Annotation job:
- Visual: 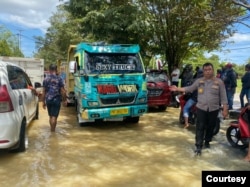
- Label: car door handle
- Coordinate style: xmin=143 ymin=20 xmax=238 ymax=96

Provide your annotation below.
xmin=19 ymin=95 xmax=23 ymax=105
xmin=23 ymin=92 xmax=27 ymax=99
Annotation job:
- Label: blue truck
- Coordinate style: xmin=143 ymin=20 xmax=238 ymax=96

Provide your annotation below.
xmin=67 ymin=42 xmax=148 ymax=125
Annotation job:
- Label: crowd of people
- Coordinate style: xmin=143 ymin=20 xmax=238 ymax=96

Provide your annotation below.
xmin=170 ymin=62 xmax=250 ymax=160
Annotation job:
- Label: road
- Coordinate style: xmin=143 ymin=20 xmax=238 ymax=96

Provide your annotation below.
xmin=0 ymin=99 xmax=249 ymax=187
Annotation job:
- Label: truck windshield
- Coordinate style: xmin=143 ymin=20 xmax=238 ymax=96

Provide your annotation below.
xmin=85 ymin=53 xmax=144 ymax=74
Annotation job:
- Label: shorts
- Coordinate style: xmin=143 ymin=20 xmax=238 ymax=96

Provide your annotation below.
xmin=46 ymin=97 xmax=61 ymax=117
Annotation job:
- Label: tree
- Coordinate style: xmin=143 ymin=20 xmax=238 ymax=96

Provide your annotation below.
xmin=232 ymin=0 xmax=250 ymax=10
xmin=36 ymin=0 xmax=247 ymax=74
xmin=0 ymin=40 xmax=12 ymax=56
xmin=65 ymin=1 xmax=148 ymax=44
xmin=136 ymin=0 xmax=245 ymax=73
xmin=0 ymin=25 xmax=24 ymax=57
xmin=34 ymin=5 xmax=83 ymax=67
xmin=64 ymin=0 xmax=154 ymax=64
xmin=64 ymin=0 xmax=245 ymax=74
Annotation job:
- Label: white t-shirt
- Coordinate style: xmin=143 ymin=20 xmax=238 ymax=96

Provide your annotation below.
xmin=171 ymin=68 xmax=180 ymax=82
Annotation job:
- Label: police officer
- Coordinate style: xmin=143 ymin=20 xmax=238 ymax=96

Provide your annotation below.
xmin=170 ymin=62 xmax=228 ymax=155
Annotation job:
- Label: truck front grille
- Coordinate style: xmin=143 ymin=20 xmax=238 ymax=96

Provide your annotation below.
xmin=100 ymin=96 xmax=135 ymax=105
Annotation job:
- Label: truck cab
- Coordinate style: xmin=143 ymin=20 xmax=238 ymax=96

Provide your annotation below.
xmin=68 ymin=42 xmax=148 ymax=125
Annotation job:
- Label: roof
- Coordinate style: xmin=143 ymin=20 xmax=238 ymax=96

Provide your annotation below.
xmin=76 ymin=43 xmax=140 ymax=53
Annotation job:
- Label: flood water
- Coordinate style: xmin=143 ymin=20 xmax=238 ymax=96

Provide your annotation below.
xmin=0 ymin=100 xmax=249 ymax=187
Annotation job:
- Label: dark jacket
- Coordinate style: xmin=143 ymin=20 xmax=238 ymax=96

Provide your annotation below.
xmin=180 ymin=70 xmax=193 ymax=87
xmin=223 ymin=69 xmax=237 ymax=89
xmin=241 ymin=71 xmax=250 ymax=89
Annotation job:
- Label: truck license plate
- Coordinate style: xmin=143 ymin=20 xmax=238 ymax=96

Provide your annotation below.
xmin=110 ymin=108 xmax=128 ymax=116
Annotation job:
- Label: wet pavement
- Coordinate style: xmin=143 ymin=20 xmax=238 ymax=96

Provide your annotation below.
xmin=0 ymin=95 xmax=249 ymax=187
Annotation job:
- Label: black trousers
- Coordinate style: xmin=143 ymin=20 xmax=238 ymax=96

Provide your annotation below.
xmin=195 ymin=108 xmax=219 ymax=148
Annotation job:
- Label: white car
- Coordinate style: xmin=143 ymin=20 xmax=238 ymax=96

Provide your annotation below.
xmin=0 ymin=60 xmax=40 ymax=152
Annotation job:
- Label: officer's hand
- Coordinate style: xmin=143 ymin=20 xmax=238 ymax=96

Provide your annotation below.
xmin=169 ymin=85 xmax=177 ymax=92
xmin=222 ymin=109 xmax=228 ymax=119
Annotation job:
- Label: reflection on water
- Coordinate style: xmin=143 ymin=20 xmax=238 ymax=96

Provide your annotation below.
xmin=0 ymin=103 xmax=249 ymax=187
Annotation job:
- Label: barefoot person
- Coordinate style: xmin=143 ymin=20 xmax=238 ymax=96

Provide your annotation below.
xmin=41 ymin=64 xmax=67 ymax=132
xmin=170 ymin=62 xmax=228 ymax=155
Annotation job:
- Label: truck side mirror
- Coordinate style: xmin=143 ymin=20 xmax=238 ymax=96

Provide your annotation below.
xmin=69 ymin=61 xmax=76 ymax=73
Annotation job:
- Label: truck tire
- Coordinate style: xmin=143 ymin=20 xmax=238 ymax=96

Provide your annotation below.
xmin=75 ymin=99 xmax=78 ymax=111
xmin=124 ymin=116 xmax=139 ymax=123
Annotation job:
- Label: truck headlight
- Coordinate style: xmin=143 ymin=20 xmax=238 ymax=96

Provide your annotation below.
xmin=88 ymin=101 xmax=99 ymax=106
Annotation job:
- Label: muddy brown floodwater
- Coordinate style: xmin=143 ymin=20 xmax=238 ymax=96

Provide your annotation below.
xmin=0 ymin=102 xmax=249 ymax=187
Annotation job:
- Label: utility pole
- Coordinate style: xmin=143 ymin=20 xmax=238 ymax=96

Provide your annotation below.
xmin=17 ymin=29 xmax=23 ymax=51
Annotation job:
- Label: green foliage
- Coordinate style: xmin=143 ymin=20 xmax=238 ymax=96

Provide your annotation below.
xmin=136 ymin=0 xmax=244 ymax=74
xmin=0 ymin=25 xmax=24 ymax=57
xmin=0 ymin=40 xmax=12 ymax=56
xmin=35 ymin=0 xmax=247 ymax=73
xmin=236 ymin=78 xmax=242 ymax=94
xmin=34 ymin=5 xmax=83 ymax=68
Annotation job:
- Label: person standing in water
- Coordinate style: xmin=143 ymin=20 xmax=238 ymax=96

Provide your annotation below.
xmin=170 ymin=62 xmax=228 ymax=155
xmin=41 ymin=64 xmax=67 ymax=132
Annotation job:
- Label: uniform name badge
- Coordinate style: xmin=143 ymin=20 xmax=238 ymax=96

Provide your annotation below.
xmin=198 ymin=87 xmax=204 ymax=94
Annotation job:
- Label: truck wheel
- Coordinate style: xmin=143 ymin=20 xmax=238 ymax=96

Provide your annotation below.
xmin=124 ymin=116 xmax=139 ymax=123
xmin=78 ymin=121 xmax=92 ymax=127
xmin=75 ymin=99 xmax=78 ymax=111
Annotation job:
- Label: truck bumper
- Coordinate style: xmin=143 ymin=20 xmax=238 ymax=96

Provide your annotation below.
xmin=79 ymin=104 xmax=148 ymax=121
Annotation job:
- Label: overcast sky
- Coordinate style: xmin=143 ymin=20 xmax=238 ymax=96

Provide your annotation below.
xmin=0 ymin=0 xmax=250 ymax=64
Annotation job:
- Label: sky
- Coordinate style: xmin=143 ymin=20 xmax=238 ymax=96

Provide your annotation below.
xmin=1 ymin=0 xmax=250 ymax=65
xmin=0 ymin=0 xmax=62 ymax=57
xmin=206 ymin=22 xmax=250 ymax=65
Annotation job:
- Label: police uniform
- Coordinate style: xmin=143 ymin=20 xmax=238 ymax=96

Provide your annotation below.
xmin=184 ymin=77 xmax=228 ymax=151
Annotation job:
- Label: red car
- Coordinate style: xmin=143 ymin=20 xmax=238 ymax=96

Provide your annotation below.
xmin=146 ymin=70 xmax=172 ymax=111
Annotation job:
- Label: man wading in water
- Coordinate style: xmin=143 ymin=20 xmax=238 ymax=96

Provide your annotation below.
xmin=41 ymin=64 xmax=67 ymax=132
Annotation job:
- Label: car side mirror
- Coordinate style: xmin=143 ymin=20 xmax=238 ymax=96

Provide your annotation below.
xmin=34 ymin=82 xmax=41 ymax=88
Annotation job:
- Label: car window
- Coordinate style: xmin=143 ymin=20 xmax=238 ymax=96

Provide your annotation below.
xmin=7 ymin=65 xmax=33 ymax=90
